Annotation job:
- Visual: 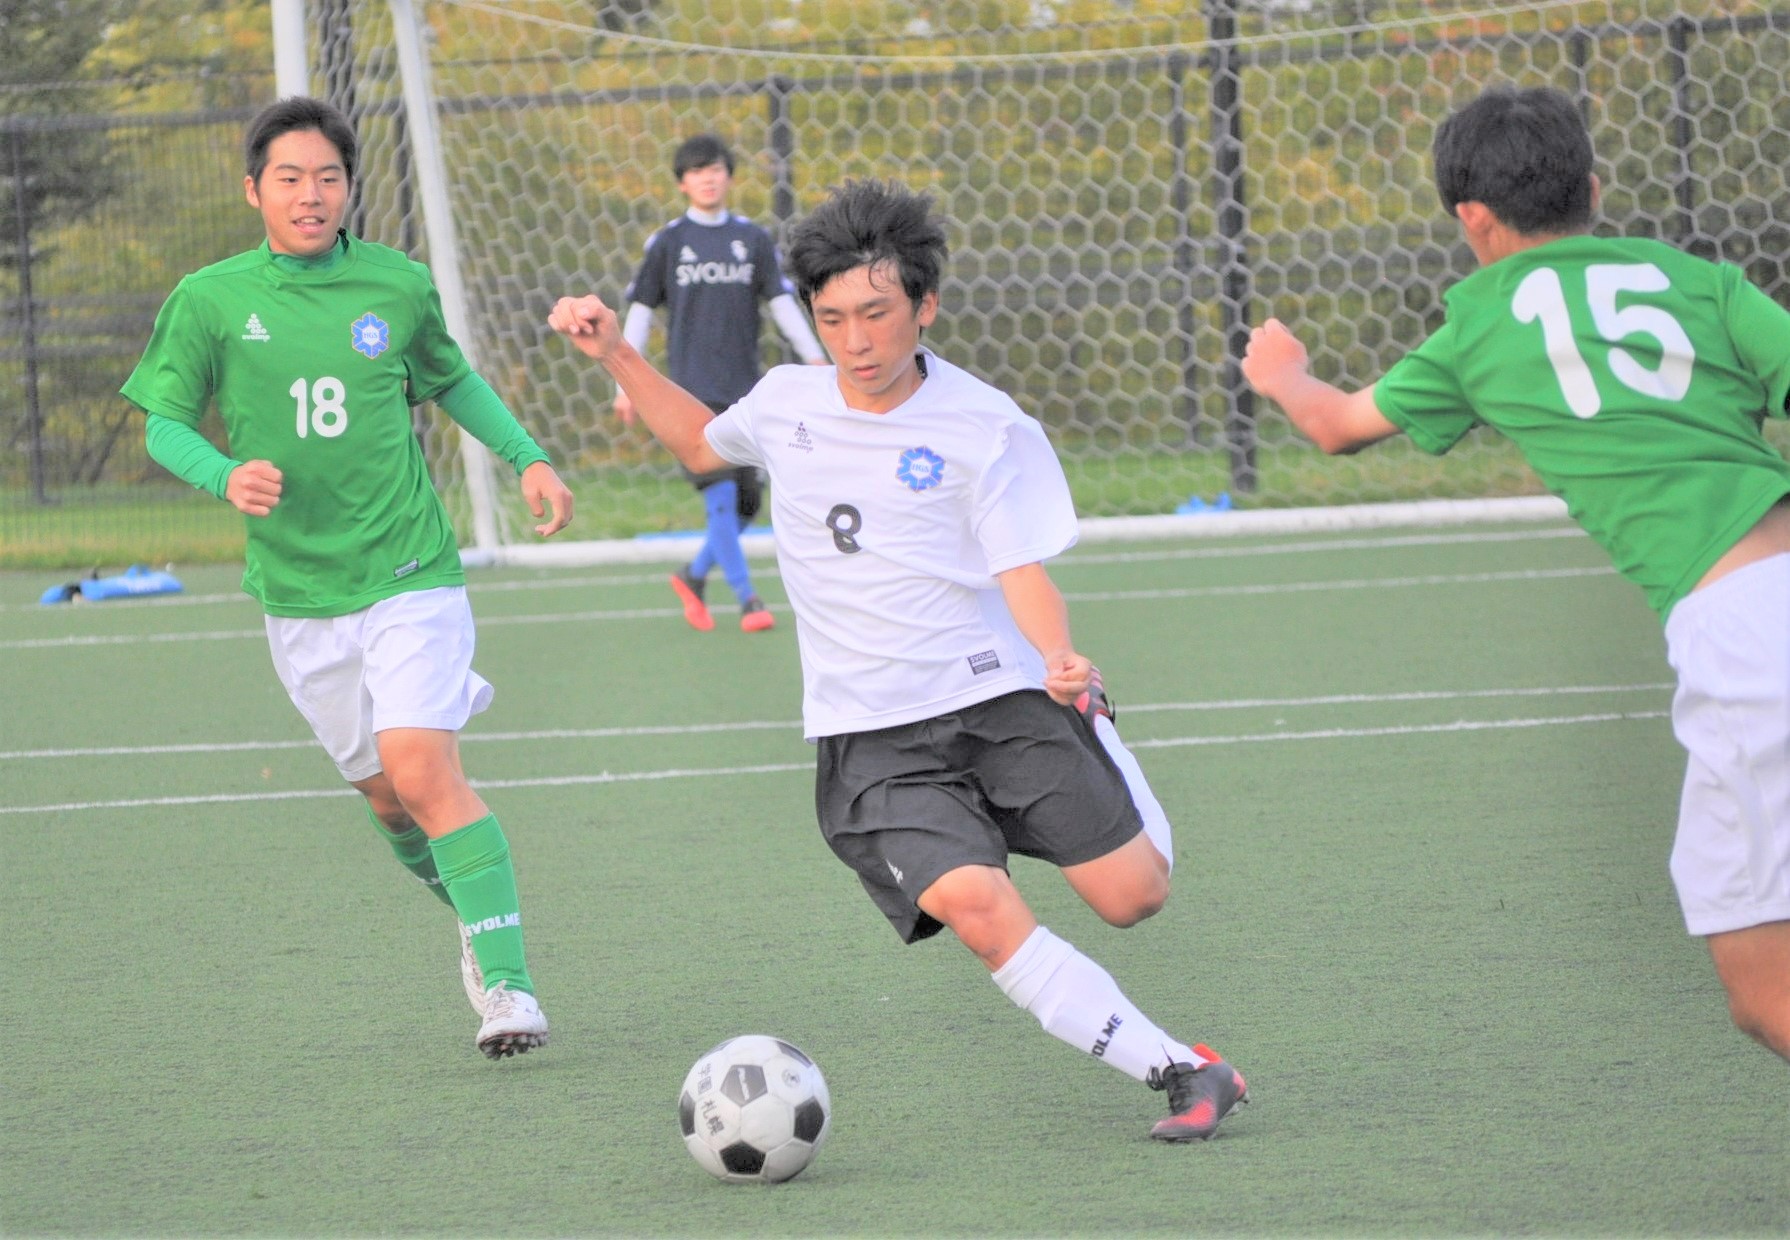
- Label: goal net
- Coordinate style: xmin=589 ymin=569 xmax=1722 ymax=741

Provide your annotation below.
xmin=310 ymin=0 xmax=1790 ymax=554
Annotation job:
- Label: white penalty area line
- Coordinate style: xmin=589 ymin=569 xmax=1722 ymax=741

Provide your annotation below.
xmin=0 ymin=565 xmax=1619 ymax=651
xmin=0 ymin=683 xmax=1672 ymax=762
xmin=0 ymin=710 xmax=1669 ymax=816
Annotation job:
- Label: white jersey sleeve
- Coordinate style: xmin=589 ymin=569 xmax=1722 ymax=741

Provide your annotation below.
xmin=972 ymin=415 xmax=1079 ymax=576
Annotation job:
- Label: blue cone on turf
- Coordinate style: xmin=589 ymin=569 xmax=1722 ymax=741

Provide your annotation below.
xmin=1175 ymin=491 xmax=1233 ymax=515
xmin=40 ymin=564 xmax=184 ymax=605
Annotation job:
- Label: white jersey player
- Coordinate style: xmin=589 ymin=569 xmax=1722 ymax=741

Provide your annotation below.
xmin=551 ymin=178 xmax=1248 ymax=1141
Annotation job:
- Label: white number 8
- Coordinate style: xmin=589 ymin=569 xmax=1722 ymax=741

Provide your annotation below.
xmin=1511 ymin=263 xmax=1695 ymax=419
xmin=289 ymin=376 xmax=349 ymax=439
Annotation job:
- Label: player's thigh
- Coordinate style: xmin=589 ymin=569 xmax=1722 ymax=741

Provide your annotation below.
xmin=360 ymin=586 xmax=494 ymax=735
xmin=264 ymin=611 xmax=380 ymax=781
xmin=968 ymin=692 xmax=1143 ymax=871
xmin=815 ymin=727 xmax=1008 ymax=945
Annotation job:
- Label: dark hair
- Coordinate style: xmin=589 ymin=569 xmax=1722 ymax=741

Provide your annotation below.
xmin=244 ymin=96 xmax=358 ymax=186
xmin=673 ymin=133 xmax=735 ymax=179
xmin=1432 ymin=86 xmax=1594 ymax=234
xmin=784 ymin=180 xmax=949 ymax=311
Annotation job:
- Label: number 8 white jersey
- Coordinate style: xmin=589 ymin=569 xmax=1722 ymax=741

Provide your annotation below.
xmin=706 ymin=350 xmax=1080 ymax=739
xmin=1375 ymin=234 xmax=1790 ymax=618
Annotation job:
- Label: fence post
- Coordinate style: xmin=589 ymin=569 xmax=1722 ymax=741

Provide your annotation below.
xmin=1206 ymin=0 xmax=1256 ymax=494
xmin=1567 ymin=28 xmax=1592 ymax=125
xmin=9 ymin=124 xmax=48 ymax=505
xmin=1166 ymin=50 xmax=1209 ymax=449
xmin=767 ymin=75 xmax=796 ymax=238
xmin=1664 ymin=15 xmax=1699 ymax=249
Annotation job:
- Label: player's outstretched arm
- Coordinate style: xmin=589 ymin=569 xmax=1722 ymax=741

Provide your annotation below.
xmin=520 ymin=460 xmax=573 ymax=537
xmin=1242 ymin=318 xmax=1401 ymax=455
xmin=548 ymin=294 xmax=731 ymax=474
xmin=997 ymin=562 xmax=1091 ymax=705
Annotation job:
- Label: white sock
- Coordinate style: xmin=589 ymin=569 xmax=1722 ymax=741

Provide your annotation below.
xmin=991 ymin=926 xmax=1200 ymax=1082
xmin=1094 ymin=714 xmax=1173 ymax=873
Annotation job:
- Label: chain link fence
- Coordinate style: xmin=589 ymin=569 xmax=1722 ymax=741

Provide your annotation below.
xmin=5 ymin=0 xmax=1788 ymax=566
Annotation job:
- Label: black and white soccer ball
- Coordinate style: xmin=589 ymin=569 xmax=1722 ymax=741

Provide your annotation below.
xmin=677 ymin=1035 xmax=831 ymax=1183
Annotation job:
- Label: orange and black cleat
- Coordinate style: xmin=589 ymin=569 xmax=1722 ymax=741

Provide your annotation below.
xmin=1146 ymin=1046 xmax=1247 ymax=1142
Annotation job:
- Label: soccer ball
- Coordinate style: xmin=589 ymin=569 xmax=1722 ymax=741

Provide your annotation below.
xmin=677 ymin=1035 xmax=831 ymax=1183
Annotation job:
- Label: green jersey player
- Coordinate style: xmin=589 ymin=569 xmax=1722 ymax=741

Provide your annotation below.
xmin=1243 ymin=85 xmax=1790 ymax=1065
xmin=121 ymin=97 xmax=573 ymax=1059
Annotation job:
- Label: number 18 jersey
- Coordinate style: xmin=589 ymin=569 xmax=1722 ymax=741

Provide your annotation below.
xmin=1375 ymin=235 xmax=1790 ymax=618
xmin=122 ymin=236 xmax=473 ymax=617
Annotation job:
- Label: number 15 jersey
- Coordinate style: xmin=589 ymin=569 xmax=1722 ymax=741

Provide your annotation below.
xmin=122 ymin=235 xmax=473 ymax=617
xmin=1374 ymin=235 xmax=1790 ymax=619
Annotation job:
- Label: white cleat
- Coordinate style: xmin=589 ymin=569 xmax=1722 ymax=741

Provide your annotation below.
xmin=459 ymin=923 xmax=486 ymax=1016
xmin=476 ymin=981 xmax=549 ymax=1059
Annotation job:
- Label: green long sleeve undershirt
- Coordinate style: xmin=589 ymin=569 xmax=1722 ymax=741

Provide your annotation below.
xmin=144 ymin=415 xmax=240 ymax=499
xmin=435 ymin=372 xmax=551 ymax=475
xmin=143 ymin=373 xmax=550 ymax=497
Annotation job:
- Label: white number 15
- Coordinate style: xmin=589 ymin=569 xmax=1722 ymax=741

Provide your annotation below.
xmin=1511 ymin=262 xmax=1695 ymax=418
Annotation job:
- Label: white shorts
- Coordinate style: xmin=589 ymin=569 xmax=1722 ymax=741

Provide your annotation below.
xmin=265 ymin=586 xmax=493 ymax=783
xmin=1664 ymin=553 xmax=1790 ymax=937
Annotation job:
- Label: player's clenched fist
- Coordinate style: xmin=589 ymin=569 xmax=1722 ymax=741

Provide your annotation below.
xmin=1240 ymin=318 xmax=1310 ymax=399
xmin=225 ymin=459 xmax=283 ymax=517
xmin=547 ymin=295 xmax=620 ymax=359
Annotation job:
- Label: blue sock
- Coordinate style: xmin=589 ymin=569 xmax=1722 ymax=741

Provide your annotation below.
xmin=694 ymin=481 xmax=754 ymax=603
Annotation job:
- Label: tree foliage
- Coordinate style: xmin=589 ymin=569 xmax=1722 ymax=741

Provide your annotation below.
xmin=0 ymin=0 xmax=120 ymax=270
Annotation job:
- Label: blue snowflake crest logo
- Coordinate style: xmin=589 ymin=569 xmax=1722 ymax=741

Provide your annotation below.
xmin=896 ymin=446 xmax=945 ymax=492
xmin=350 ymin=312 xmax=390 ymax=360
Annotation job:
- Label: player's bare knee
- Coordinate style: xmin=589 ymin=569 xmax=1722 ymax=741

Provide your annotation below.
xmin=1093 ymin=879 xmax=1167 ymax=928
xmin=353 ymin=775 xmax=410 ymax=830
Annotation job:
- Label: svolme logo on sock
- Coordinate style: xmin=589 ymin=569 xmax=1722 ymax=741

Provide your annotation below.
xmin=464 ymin=913 xmax=522 ymax=936
xmin=1091 ymin=1012 xmax=1123 ymax=1057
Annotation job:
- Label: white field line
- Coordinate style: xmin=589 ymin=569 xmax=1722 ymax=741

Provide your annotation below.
xmin=0 ymin=682 xmax=1673 ymax=762
xmin=0 ymin=702 xmax=1673 ymax=816
xmin=0 ymin=565 xmax=1617 ymax=651
xmin=0 ymin=523 xmax=1593 ymax=614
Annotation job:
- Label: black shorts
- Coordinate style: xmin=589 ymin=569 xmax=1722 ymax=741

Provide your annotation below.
xmin=683 ymin=464 xmax=764 ymax=522
xmin=814 ymin=690 xmax=1144 ymax=943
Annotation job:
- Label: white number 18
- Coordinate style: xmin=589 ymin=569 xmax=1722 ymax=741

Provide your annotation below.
xmin=289 ymin=375 xmax=349 ymax=439
xmin=1511 ymin=262 xmax=1695 ymax=419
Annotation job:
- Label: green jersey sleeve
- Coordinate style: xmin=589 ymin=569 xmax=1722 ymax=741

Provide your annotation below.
xmin=1725 ymin=270 xmax=1790 ymax=421
xmin=121 ymin=282 xmax=214 ymax=429
xmin=403 ymin=278 xmax=473 ymax=404
xmin=1375 ymin=320 xmax=1479 ymax=455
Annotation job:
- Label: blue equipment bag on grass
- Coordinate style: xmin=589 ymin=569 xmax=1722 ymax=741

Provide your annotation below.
xmin=40 ymin=565 xmax=184 ymax=605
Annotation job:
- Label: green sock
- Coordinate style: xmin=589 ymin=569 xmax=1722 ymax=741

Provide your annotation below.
xmin=430 ymin=814 xmax=534 ymax=996
xmin=369 ymin=807 xmax=456 ymax=909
